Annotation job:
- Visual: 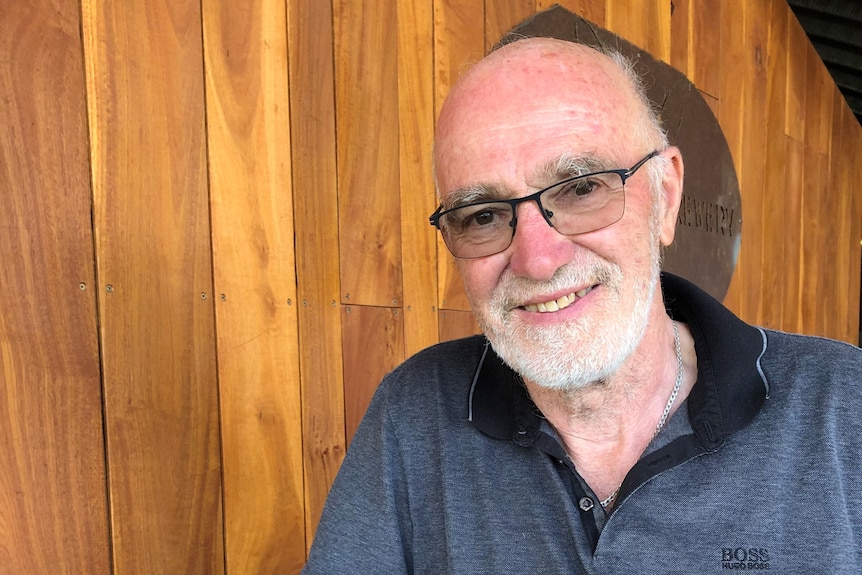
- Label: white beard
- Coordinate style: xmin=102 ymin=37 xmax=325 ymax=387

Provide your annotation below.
xmin=475 ymin=233 xmax=662 ymax=392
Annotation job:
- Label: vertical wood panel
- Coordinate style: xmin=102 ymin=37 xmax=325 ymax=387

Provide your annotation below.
xmin=0 ymin=2 xmax=111 ymax=573
xmin=759 ymin=0 xmax=789 ymax=330
xmin=669 ymin=0 xmax=690 ymax=74
xmin=800 ymin=150 xmax=825 ymax=336
xmin=829 ymin=97 xmax=848 ymax=341
xmin=815 ymin=153 xmax=834 ymax=337
xmin=689 ymin=0 xmax=721 ymax=99
xmin=342 ymin=306 xmax=405 ymax=443
xmin=486 ymin=0 xmax=535 ymax=51
xmin=399 ymin=0 xmax=440 ymax=357
xmin=846 ymin=109 xmax=862 ymax=344
xmin=201 ymin=0 xmax=304 ymax=572
xmin=784 ymin=137 xmax=805 ymax=333
xmin=538 ymin=0 xmax=605 ymax=25
xmin=81 ymin=1 xmax=224 ymax=573
xmin=439 ymin=310 xmax=482 ymax=343
xmin=729 ymin=0 xmax=769 ymax=324
xmin=335 ymin=0 xmax=402 ymax=307
xmin=288 ymin=0 xmax=346 ymax=550
xmin=434 ymin=0 xmax=484 ymax=312
xmin=804 ymin=42 xmax=833 ymax=158
xmin=605 ymin=0 xmax=671 ymax=63
xmin=784 ymin=10 xmax=807 ymax=142
xmin=717 ymin=0 xmax=744 ymax=313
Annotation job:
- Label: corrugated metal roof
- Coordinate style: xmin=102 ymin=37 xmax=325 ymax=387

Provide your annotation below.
xmin=788 ymin=0 xmax=862 ymax=126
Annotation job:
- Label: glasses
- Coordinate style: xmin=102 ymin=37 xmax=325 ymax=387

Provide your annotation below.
xmin=429 ymin=150 xmax=660 ymax=259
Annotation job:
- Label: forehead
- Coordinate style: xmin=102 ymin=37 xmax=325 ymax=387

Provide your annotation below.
xmin=434 ymin=40 xmax=642 ymax=195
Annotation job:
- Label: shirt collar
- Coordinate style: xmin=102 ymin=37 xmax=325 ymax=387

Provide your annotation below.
xmin=468 ymin=272 xmax=769 ymax=450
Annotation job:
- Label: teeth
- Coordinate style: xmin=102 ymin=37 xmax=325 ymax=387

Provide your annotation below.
xmin=523 ymin=286 xmax=593 ymax=313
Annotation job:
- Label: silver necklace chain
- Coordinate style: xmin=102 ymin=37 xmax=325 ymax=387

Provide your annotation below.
xmin=600 ymin=320 xmax=682 ymax=509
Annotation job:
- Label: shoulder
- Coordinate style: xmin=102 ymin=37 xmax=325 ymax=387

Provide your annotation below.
xmin=758 ymin=329 xmax=862 ymax=424
xmin=361 ymin=334 xmax=489 ymax=431
xmin=760 ymin=329 xmax=862 ymax=380
xmin=376 ymin=334 xmax=489 ymax=400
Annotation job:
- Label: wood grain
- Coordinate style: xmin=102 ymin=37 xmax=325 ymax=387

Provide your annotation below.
xmin=434 ymin=0 xmax=484 ymax=312
xmin=784 ymin=137 xmax=805 ymax=334
xmin=439 ymin=310 xmax=482 ymax=343
xmin=784 ymin=10 xmax=807 ymax=142
xmin=486 ymin=0 xmax=536 ymax=51
xmin=0 ymin=2 xmax=110 ymax=573
xmin=758 ymin=0 xmax=789 ymax=330
xmin=717 ymin=0 xmax=744 ymax=313
xmin=335 ymin=0 xmax=402 ymax=308
xmin=605 ymin=0 xmax=671 ymax=63
xmin=288 ymin=0 xmax=346 ymax=551
xmin=669 ymin=0 xmax=690 ymax=74
xmin=800 ymin=151 xmax=826 ymax=336
xmin=729 ymin=0 xmax=769 ymax=325
xmin=538 ymin=0 xmax=605 ymax=25
xmin=690 ymin=0 xmax=721 ymax=100
xmin=342 ymin=306 xmax=405 ymax=443
xmin=81 ymin=0 xmax=224 ymax=572
xmin=399 ymin=0 xmax=440 ymax=357
xmin=201 ymin=0 xmax=305 ymax=572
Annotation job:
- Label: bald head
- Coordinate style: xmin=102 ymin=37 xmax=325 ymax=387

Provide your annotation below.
xmin=434 ymin=38 xmax=667 ymax=198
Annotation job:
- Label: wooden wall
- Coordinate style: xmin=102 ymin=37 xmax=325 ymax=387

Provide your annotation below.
xmin=1 ymin=0 xmax=859 ymax=573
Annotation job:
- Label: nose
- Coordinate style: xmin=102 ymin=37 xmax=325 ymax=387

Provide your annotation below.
xmin=507 ymin=200 xmax=575 ymax=281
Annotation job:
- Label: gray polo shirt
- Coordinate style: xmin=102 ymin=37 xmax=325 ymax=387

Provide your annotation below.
xmin=304 ymin=273 xmax=862 ymax=574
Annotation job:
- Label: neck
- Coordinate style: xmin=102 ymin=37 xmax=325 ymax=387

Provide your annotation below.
xmin=523 ymin=298 xmax=697 ymax=505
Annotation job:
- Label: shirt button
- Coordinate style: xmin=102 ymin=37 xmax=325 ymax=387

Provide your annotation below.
xmin=578 ymin=497 xmax=595 ymax=512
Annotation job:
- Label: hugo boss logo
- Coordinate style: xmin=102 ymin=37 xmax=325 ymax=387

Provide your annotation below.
xmin=720 ymin=547 xmax=771 ymax=570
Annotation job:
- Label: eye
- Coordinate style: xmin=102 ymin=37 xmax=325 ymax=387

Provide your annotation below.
xmin=462 ymin=206 xmax=507 ymax=227
xmin=559 ymin=177 xmax=601 ymax=197
xmin=446 ymin=203 xmax=511 ymax=234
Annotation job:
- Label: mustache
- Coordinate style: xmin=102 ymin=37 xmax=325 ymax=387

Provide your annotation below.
xmin=491 ymin=259 xmax=622 ymax=311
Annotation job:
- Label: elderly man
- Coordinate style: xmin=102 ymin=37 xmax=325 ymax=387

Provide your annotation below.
xmin=304 ymin=38 xmax=862 ymax=574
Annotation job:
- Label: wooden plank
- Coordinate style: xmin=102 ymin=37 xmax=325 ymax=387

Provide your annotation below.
xmin=200 ymin=0 xmax=304 ymax=572
xmin=439 ymin=310 xmax=482 ymax=343
xmin=732 ymin=0 xmax=769 ymax=326
xmin=81 ymin=1 xmax=224 ymax=573
xmin=0 ymin=2 xmax=111 ymax=573
xmin=434 ymin=0 xmax=484 ymax=312
xmin=783 ymin=137 xmax=805 ymax=334
xmin=816 ymin=153 xmax=835 ymax=338
xmin=669 ymin=0 xmax=690 ymax=75
xmin=784 ymin=8 xmax=807 ymax=143
xmin=399 ymin=0 xmax=439 ymax=356
xmin=759 ymin=0 xmax=789 ymax=330
xmin=831 ymin=98 xmax=860 ymax=344
xmin=799 ymin=147 xmax=822 ymax=336
xmin=342 ymin=306 xmax=405 ymax=443
xmin=716 ymin=0 xmax=743 ymax=313
xmin=846 ymin=113 xmax=862 ymax=345
xmin=334 ymin=0 xmax=402 ymax=307
xmin=803 ymin=43 xmax=831 ymax=160
xmin=605 ymin=0 xmax=671 ymax=63
xmin=486 ymin=0 xmax=535 ymax=50
xmin=689 ymin=0 xmax=721 ymax=100
xmin=538 ymin=0 xmax=605 ymax=25
xmin=287 ymin=0 xmax=346 ymax=551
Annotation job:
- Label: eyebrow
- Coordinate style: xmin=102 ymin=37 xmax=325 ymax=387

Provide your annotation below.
xmin=441 ymin=153 xmax=616 ymax=210
xmin=535 ymin=152 xmax=612 ymax=183
xmin=441 ymin=183 xmax=509 ymax=210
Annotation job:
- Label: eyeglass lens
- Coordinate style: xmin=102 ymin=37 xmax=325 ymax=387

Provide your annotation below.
xmin=437 ymin=171 xmax=626 ymax=259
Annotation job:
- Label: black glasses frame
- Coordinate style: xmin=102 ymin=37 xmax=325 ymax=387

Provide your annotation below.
xmin=429 ymin=149 xmax=660 ymax=258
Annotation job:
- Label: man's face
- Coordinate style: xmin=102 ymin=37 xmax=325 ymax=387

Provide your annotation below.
xmin=434 ymin=41 xmax=676 ymax=390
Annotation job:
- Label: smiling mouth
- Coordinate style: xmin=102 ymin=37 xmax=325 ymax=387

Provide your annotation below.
xmin=522 ymin=286 xmax=595 ymax=313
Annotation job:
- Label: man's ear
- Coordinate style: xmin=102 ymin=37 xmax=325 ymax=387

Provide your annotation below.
xmin=658 ymin=147 xmax=684 ymax=247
